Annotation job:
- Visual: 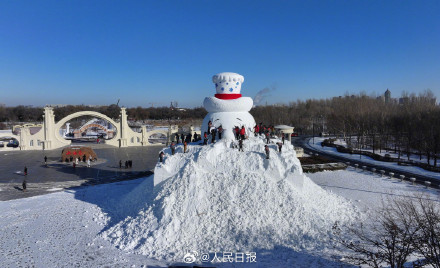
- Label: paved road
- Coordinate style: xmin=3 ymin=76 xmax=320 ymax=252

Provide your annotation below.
xmin=0 ymin=143 xmax=164 ymax=201
xmin=292 ymin=136 xmax=440 ymax=189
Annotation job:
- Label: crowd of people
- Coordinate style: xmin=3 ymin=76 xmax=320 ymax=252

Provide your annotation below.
xmin=158 ymin=121 xmax=290 ymax=162
xmin=119 ymin=160 xmax=133 ymax=169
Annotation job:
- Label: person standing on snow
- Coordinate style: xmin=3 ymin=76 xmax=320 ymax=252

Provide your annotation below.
xmin=218 ymin=125 xmax=223 ymax=140
xmin=159 ymin=151 xmax=165 ymax=162
xmin=265 ymin=145 xmax=270 ymax=159
xmin=119 ymin=160 xmax=122 ymax=169
xmin=240 ymin=126 xmax=246 ymax=140
xmin=265 ymin=132 xmax=270 ymax=144
xmin=170 ymin=142 xmax=176 ymax=155
xmin=186 ymin=133 xmax=192 ymax=143
xmin=254 ymin=125 xmax=259 ymax=137
xmin=24 ymin=166 xmax=28 ymax=176
xmin=184 ymin=141 xmax=188 ymax=153
xmin=281 ymin=132 xmax=285 ymax=144
xmin=211 ymin=128 xmax=216 ymax=144
xmin=239 ymin=139 xmax=244 ymax=152
xmin=203 ymin=132 xmax=208 ymax=145
xmin=87 ymin=159 xmax=91 ymax=167
xmin=234 ymin=126 xmax=240 ymax=140
xmin=277 ymin=142 xmax=282 ymax=153
xmin=44 ymin=156 xmax=48 ymax=166
xmin=22 ymin=180 xmax=27 ymax=192
xmin=193 ymin=132 xmax=198 ymax=142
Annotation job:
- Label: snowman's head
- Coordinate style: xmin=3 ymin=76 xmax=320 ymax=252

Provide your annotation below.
xmin=213 ymin=72 xmax=244 ymax=96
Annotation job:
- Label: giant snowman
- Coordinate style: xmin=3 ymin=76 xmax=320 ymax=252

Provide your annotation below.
xmin=201 ymin=72 xmax=256 ymax=141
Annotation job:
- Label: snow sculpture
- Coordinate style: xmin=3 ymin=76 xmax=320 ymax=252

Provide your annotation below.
xmin=201 ymin=72 xmax=256 ymax=141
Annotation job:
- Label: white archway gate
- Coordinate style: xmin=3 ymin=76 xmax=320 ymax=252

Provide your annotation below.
xmin=7 ymin=106 xmax=183 ymax=151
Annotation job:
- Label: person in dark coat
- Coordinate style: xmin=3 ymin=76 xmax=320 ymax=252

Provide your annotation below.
xmin=193 ymin=132 xmax=198 ymax=142
xmin=24 ymin=166 xmax=27 ymax=176
xmin=186 ymin=133 xmax=192 ymax=143
xmin=175 ymin=133 xmax=180 ymax=144
xmin=22 ymin=180 xmax=27 ymax=191
xmin=265 ymin=145 xmax=270 ymax=159
xmin=211 ymin=128 xmax=216 ymax=144
xmin=180 ymin=133 xmax=185 ymax=143
xmin=159 ymin=151 xmax=165 ymax=162
xmin=70 ymin=156 xmax=73 ymax=162
xmin=217 ymin=125 xmax=223 ymax=140
xmin=119 ymin=160 xmax=122 ymax=169
xmin=44 ymin=156 xmax=48 ymax=165
xmin=265 ymin=132 xmax=270 ymax=144
xmin=281 ymin=132 xmax=285 ymax=144
xmin=129 ymin=160 xmax=132 ymax=168
xmin=239 ymin=139 xmax=244 ymax=152
xmin=234 ymin=126 xmax=240 ymax=140
xmin=125 ymin=160 xmax=128 ymax=169
xmin=170 ymin=142 xmax=176 ymax=155
xmin=277 ymin=142 xmax=282 ymax=153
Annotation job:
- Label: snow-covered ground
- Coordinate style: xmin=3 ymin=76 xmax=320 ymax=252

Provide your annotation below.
xmin=1 ymin=137 xmax=438 ymax=267
xmin=308 ymin=137 xmax=440 ymax=180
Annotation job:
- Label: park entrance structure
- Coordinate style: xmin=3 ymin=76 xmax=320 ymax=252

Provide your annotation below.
xmin=3 ymin=106 xmax=182 ymax=151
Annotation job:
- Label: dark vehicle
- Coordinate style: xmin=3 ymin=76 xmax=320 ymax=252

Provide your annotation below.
xmin=291 ymin=133 xmax=298 ymax=137
xmin=7 ymin=140 xmax=19 ymax=148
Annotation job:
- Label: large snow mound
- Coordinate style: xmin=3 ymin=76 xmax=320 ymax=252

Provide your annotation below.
xmin=102 ymin=137 xmax=359 ymax=263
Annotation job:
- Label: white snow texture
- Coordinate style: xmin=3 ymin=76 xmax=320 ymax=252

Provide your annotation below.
xmin=103 ymin=137 xmax=359 ymax=263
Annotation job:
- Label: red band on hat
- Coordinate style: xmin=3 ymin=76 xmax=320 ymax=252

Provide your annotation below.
xmin=215 ymin=94 xmax=242 ymax=100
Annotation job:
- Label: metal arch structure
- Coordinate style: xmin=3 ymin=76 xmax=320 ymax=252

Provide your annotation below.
xmin=74 ymin=123 xmax=113 ymax=138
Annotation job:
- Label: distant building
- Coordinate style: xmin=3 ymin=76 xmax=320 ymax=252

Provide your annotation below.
xmin=384 ymin=89 xmax=391 ymax=104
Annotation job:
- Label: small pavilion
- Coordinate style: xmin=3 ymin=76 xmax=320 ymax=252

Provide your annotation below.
xmin=274 ymin=125 xmax=295 ymax=142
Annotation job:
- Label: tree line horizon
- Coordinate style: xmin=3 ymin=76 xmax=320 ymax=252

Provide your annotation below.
xmin=1 ymin=90 xmax=439 ymax=165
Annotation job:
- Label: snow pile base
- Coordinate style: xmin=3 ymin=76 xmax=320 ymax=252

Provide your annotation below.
xmin=102 ymin=137 xmax=359 ymax=264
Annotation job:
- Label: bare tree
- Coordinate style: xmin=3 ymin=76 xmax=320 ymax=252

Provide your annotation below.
xmin=411 ymin=196 xmax=440 ymax=267
xmin=335 ymin=195 xmax=440 ymax=268
xmin=334 ymin=197 xmax=419 ymax=268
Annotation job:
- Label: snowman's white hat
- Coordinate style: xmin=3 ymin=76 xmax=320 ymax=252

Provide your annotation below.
xmin=213 ymin=72 xmax=244 ymax=99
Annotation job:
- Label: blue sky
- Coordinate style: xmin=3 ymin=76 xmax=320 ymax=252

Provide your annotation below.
xmin=0 ymin=0 xmax=439 ymax=107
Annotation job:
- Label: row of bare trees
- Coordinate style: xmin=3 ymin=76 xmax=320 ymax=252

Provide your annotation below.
xmin=251 ymin=90 xmax=439 ymax=166
xmin=2 ymin=91 xmax=438 ymax=164
xmin=333 ymin=195 xmax=440 ymax=268
xmin=0 ymin=104 xmax=207 ymax=125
